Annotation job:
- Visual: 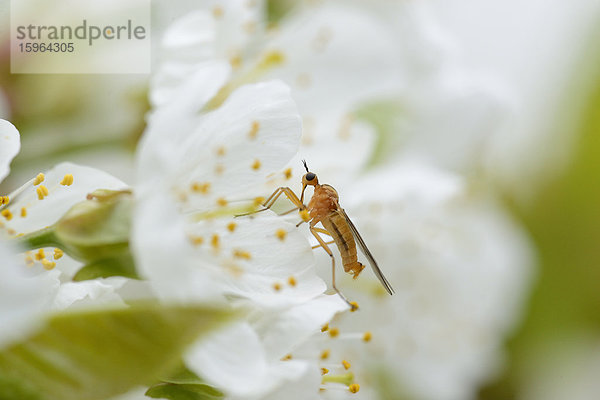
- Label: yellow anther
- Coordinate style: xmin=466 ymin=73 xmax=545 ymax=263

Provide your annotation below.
xmin=217 ymin=197 xmax=228 ymax=207
xmin=283 ymin=167 xmax=292 ymax=180
xmin=259 ymin=50 xmax=285 ymax=68
xmin=273 ymin=282 xmax=282 ymax=291
xmin=6 ymin=228 xmax=15 ymax=236
xmin=320 ymin=350 xmax=330 ymax=360
xmin=321 ymin=368 xmax=329 ymax=375
xmin=1 ymin=209 xmax=12 ymax=221
xmin=36 ymin=185 xmax=49 ymax=200
xmin=253 ymin=196 xmax=265 ymax=206
xmin=233 ymin=249 xmax=252 ymax=260
xmin=299 ymin=209 xmax=310 ymax=222
xmin=227 ymin=222 xmax=237 ymax=232
xmin=212 ymin=6 xmax=224 ymax=18
xmin=41 ymin=259 xmax=56 ymax=270
xmin=211 ymin=234 xmax=220 ymax=250
xmin=35 ymin=249 xmax=45 ymax=261
xmin=60 ymin=174 xmax=74 ymax=186
xmin=229 ymin=54 xmax=243 ymax=69
xmin=275 ymin=228 xmax=287 ymax=241
xmin=33 ymin=173 xmax=45 ymax=185
xmin=363 ymin=332 xmax=372 ymax=342
xmin=215 ymin=164 xmax=225 ymax=175
xmin=342 ymin=360 xmax=351 ymax=370
xmin=349 ymin=384 xmax=360 ymax=394
xmin=282 ymin=354 xmax=292 ymax=361
xmin=189 ymin=235 xmax=204 ymax=246
xmin=288 ymin=276 xmax=297 ymax=287
xmin=251 ymin=159 xmax=261 ymax=170
xmin=191 ymin=182 xmax=211 ymax=194
xmin=20 ymin=207 xmax=27 ymax=218
xmin=216 ymin=146 xmax=226 ymax=157
xmin=53 ymin=248 xmax=64 ymax=260
xmin=24 ymin=256 xmax=34 ymax=267
xmin=328 ymin=328 xmax=339 ymax=338
xmin=321 ymin=323 xmax=329 ymax=332
xmin=349 ymin=301 xmax=359 ymax=312
xmin=248 ymin=121 xmax=260 ymax=139
xmin=0 ymin=196 xmax=8 ymax=205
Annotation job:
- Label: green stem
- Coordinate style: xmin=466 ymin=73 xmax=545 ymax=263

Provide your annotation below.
xmin=13 ymin=226 xmax=61 ymax=250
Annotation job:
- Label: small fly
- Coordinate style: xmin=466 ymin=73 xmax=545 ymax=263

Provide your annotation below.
xmin=239 ymin=160 xmax=394 ymax=307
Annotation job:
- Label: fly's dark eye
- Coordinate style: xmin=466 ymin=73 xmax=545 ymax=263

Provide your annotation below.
xmin=306 ymin=173 xmax=316 ymax=181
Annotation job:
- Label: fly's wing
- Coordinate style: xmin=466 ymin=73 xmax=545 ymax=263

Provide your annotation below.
xmin=339 ymin=209 xmax=394 ymax=295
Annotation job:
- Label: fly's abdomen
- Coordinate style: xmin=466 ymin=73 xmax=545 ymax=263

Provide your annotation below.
xmin=322 ymin=213 xmax=365 ymax=279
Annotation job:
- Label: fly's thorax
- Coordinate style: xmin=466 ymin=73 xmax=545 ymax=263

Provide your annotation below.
xmin=308 ymin=185 xmax=339 ymax=220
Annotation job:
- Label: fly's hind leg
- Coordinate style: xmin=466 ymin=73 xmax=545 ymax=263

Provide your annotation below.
xmin=310 ymin=226 xmax=353 ymax=309
xmin=310 ymin=227 xmax=334 ymax=248
xmin=236 ymin=187 xmax=304 ymax=217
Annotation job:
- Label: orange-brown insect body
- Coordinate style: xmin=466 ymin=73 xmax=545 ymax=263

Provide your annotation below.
xmin=308 ymin=185 xmax=365 ymax=279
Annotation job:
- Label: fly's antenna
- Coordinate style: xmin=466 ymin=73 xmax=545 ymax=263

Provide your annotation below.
xmin=302 ymin=159 xmax=309 ymax=173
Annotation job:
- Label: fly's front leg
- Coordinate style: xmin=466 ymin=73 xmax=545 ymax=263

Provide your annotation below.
xmin=236 ymin=186 xmax=304 ymax=217
xmin=309 ymin=225 xmax=352 ymax=308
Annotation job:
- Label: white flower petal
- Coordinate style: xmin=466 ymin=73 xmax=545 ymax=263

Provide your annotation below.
xmin=2 ymin=162 xmax=128 ymax=235
xmin=52 ymin=277 xmax=127 ymax=310
xmin=0 ymin=119 xmax=20 ymax=183
xmin=0 ymin=242 xmax=58 ymax=348
xmin=256 ymin=294 xmax=348 ymax=361
xmin=186 ymin=321 xmax=308 ymax=399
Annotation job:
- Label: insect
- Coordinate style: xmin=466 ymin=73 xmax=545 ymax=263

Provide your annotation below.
xmin=240 ymin=160 xmax=394 ymax=307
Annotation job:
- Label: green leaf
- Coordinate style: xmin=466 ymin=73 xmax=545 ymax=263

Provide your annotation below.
xmin=145 ymin=383 xmax=223 ymax=400
xmin=0 ymin=304 xmax=234 ymax=400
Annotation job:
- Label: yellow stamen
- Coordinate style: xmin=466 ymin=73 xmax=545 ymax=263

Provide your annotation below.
xmin=320 ymin=349 xmax=330 ymax=360
xmin=299 ymin=209 xmax=310 ymax=222
xmin=216 ymin=146 xmax=226 ymax=157
xmin=215 ymin=164 xmax=225 ymax=175
xmin=342 ymin=360 xmax=351 ymax=370
xmin=248 ymin=121 xmax=260 ymax=139
xmin=321 ymin=324 xmax=329 ymax=332
xmin=349 ymin=384 xmax=360 ymax=393
xmin=36 ymin=185 xmax=49 ymax=200
xmin=251 ymin=159 xmax=261 ymax=170
xmin=1 ymin=209 xmax=12 ymax=221
xmin=0 ymin=196 xmax=9 ymax=205
xmin=321 ymin=368 xmax=329 ymax=375
xmin=282 ymin=354 xmax=292 ymax=361
xmin=53 ymin=248 xmax=64 ymax=260
xmin=33 ymin=173 xmax=45 ymax=185
xmin=189 ymin=235 xmax=204 ymax=246
xmin=20 ymin=207 xmax=27 ymax=218
xmin=233 ymin=249 xmax=252 ymax=260
xmin=329 ymin=328 xmax=339 ymax=338
xmin=254 ymin=196 xmax=265 ymax=206
xmin=275 ymin=228 xmax=287 ymax=241
xmin=60 ymin=174 xmax=74 ymax=186
xmin=284 ymin=168 xmax=292 ymax=180
xmin=6 ymin=228 xmax=15 ymax=235
xmin=24 ymin=256 xmax=34 ymax=267
xmin=273 ymin=282 xmax=282 ymax=291
xmin=41 ymin=259 xmax=56 ymax=270
xmin=211 ymin=234 xmax=220 ymax=250
xmin=35 ymin=249 xmax=45 ymax=261
xmin=212 ymin=6 xmax=224 ymax=18
xmin=288 ymin=276 xmax=297 ymax=287
xmin=217 ymin=197 xmax=228 ymax=207
xmin=227 ymin=222 xmax=237 ymax=232
xmin=349 ymin=301 xmax=359 ymax=312
xmin=363 ymin=332 xmax=372 ymax=342
xmin=229 ymin=54 xmax=243 ymax=69
xmin=191 ymin=182 xmax=211 ymax=194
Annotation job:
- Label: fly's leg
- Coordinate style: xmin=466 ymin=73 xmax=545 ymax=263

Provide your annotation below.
xmin=310 ymin=226 xmax=353 ymax=308
xmin=236 ymin=187 xmax=305 ymax=217
xmin=310 ymin=227 xmax=334 ymax=248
